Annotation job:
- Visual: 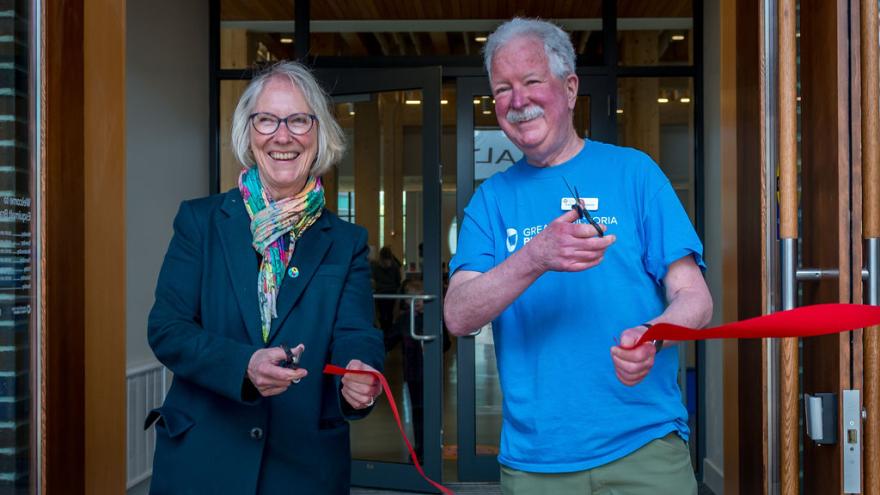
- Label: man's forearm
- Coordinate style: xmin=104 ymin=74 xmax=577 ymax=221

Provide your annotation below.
xmin=444 ymin=249 xmax=543 ymax=335
xmin=650 ymin=286 xmax=714 ymax=330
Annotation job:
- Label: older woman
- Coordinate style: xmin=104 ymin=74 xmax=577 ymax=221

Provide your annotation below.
xmin=146 ymin=61 xmax=384 ymax=495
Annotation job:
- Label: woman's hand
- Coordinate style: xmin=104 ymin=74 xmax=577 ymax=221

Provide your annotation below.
xmin=247 ymin=344 xmax=308 ymax=397
xmin=341 ymin=359 xmax=383 ymax=409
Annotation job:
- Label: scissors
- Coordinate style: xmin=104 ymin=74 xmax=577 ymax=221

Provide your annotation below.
xmin=562 ymin=177 xmax=604 ymax=237
xmin=280 ymin=343 xmax=303 ymax=383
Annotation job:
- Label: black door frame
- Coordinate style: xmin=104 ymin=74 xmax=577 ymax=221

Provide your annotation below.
xmin=314 ymin=67 xmax=446 ymax=493
xmin=453 ymin=74 xmax=616 ymax=482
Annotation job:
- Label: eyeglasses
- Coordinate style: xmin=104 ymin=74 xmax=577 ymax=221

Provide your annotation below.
xmin=249 ymin=112 xmax=317 ymax=135
xmin=562 ymin=177 xmax=604 ymax=237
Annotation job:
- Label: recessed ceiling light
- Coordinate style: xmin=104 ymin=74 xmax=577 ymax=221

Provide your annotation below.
xmin=441 ymin=100 xmax=449 ymax=105
xmin=671 ymin=34 xmax=685 ymax=41
xmin=680 ymin=97 xmax=691 ymax=103
xmin=473 ymin=99 xmax=480 ymax=104
xmin=475 ymin=36 xmax=488 ymax=42
xmin=405 ymin=100 xmax=421 ymax=105
xmin=657 ymin=97 xmax=669 ymax=103
xmin=349 ymin=111 xmax=355 ymax=116
xmin=482 ymin=110 xmax=492 ymax=115
xmin=280 ymin=37 xmax=293 ymax=44
xmin=616 ymin=108 xmax=624 ymax=114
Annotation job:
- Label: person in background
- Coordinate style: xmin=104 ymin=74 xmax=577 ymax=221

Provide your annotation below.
xmin=371 ymin=245 xmax=403 ymax=347
xmin=444 ymin=18 xmax=712 ymax=495
xmin=146 ymin=61 xmax=384 ymax=495
xmin=393 ymin=277 xmax=452 ymax=461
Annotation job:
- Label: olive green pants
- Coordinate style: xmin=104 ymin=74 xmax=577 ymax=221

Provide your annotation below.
xmin=500 ymin=433 xmax=698 ymax=495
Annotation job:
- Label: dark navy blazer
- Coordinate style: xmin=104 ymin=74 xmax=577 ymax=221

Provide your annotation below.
xmin=146 ymin=189 xmax=384 ymax=495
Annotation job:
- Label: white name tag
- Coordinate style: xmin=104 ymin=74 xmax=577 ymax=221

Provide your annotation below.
xmin=561 ymin=197 xmax=599 ymax=211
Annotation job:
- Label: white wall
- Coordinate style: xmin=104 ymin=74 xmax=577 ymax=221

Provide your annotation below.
xmin=702 ymin=0 xmax=725 ymax=492
xmin=125 ymin=0 xmax=209 ymax=370
xmin=126 ymin=2 xmax=209 ymax=493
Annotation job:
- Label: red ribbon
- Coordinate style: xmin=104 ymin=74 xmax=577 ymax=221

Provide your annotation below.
xmin=620 ymin=303 xmax=880 ymax=350
xmin=323 ymin=364 xmax=455 ymax=495
xmin=325 ymin=303 xmax=880 ymax=493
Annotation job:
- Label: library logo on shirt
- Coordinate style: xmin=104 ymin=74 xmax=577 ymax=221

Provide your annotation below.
xmin=505 ymin=228 xmax=518 ymax=252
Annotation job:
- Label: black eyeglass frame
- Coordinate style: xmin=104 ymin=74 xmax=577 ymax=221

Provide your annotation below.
xmin=249 ymin=112 xmax=318 ymax=135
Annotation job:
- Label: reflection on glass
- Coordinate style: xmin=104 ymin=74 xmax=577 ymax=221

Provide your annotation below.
xmin=616 ymin=77 xmax=695 ymax=220
xmin=220 ymin=1 xmax=294 ymax=69
xmin=332 ymin=90 xmax=430 ymax=464
xmin=617 ymin=0 xmax=693 ymax=66
xmin=3 ymin=0 xmax=32 ymax=490
xmin=474 ymin=324 xmax=502 ymax=455
xmin=220 ymin=80 xmax=249 ymax=191
xmin=617 ymin=29 xmax=693 ymax=66
xmin=307 ymin=27 xmax=602 ymax=64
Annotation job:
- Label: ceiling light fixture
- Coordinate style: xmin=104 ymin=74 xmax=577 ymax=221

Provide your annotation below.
xmin=405 ymin=100 xmax=421 ymax=105
xmin=475 ymin=36 xmax=488 ymax=42
xmin=616 ymin=109 xmax=624 ymax=114
xmin=473 ymin=99 xmax=480 ymax=105
xmin=441 ymin=99 xmax=449 ymax=105
xmin=280 ymin=37 xmax=293 ymax=44
xmin=680 ymin=97 xmax=691 ymax=103
xmin=671 ymin=34 xmax=685 ymax=41
xmin=657 ymin=97 xmax=669 ymax=103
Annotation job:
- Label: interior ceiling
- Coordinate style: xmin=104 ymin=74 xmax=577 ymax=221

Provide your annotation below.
xmin=221 ymin=0 xmax=692 ymax=21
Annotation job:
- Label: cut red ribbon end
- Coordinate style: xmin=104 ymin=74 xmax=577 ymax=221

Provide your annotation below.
xmin=616 ymin=303 xmax=880 ymax=350
xmin=323 ymin=364 xmax=455 ymax=495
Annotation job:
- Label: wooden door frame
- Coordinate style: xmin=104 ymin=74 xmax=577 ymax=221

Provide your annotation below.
xmin=43 ymin=0 xmax=126 ymax=493
xmin=729 ymin=0 xmax=875 ymax=493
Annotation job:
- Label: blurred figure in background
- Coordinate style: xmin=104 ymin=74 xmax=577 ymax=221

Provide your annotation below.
xmin=371 ymin=245 xmax=402 ymax=347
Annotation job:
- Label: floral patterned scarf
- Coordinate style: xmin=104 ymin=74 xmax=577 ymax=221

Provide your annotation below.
xmin=238 ymin=167 xmax=325 ymax=342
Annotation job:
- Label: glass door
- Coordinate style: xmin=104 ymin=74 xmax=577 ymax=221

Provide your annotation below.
xmin=314 ymin=67 xmax=445 ymax=493
xmin=452 ymin=75 xmax=614 ymax=482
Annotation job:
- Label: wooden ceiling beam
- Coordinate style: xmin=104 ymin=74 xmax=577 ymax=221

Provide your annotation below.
xmin=340 ymin=32 xmax=368 ymax=56
xmin=408 ymin=32 xmax=423 ymax=56
xmin=429 ymin=31 xmax=449 ymax=55
xmin=373 ymin=32 xmax=391 ymax=56
xmin=390 ymin=32 xmax=408 ymax=55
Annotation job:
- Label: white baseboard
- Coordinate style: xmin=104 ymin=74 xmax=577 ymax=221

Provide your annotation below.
xmin=703 ymin=458 xmax=724 ymax=495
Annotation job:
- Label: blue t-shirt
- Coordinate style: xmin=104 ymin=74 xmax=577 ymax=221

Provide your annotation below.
xmin=449 ymin=139 xmax=705 ymax=473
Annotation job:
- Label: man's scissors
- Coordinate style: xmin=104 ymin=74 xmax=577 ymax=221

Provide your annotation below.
xmin=562 ymin=177 xmax=604 ymax=237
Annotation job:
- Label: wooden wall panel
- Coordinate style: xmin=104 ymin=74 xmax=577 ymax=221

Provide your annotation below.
xmin=44 ymin=0 xmax=85 ymax=493
xmin=83 ymin=0 xmax=126 ymax=492
xmin=735 ymin=0 xmax=766 ymax=490
xmin=44 ymin=0 xmax=126 ymax=493
xmin=800 ymin=0 xmax=851 ymax=491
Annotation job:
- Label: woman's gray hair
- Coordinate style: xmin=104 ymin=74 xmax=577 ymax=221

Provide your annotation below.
xmin=231 ymin=61 xmax=345 ymax=177
xmin=483 ymin=18 xmax=576 ymax=84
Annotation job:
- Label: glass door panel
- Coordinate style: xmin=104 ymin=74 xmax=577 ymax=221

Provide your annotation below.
xmin=316 ymin=68 xmax=444 ymax=493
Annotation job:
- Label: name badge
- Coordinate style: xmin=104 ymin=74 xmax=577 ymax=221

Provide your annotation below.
xmin=561 ymin=197 xmax=599 ymax=211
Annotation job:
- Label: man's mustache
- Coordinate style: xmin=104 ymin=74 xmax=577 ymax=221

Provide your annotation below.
xmin=506 ymin=105 xmax=544 ymax=123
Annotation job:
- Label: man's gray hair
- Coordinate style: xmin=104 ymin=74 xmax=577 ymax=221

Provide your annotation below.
xmin=483 ymin=18 xmax=576 ymax=83
xmin=231 ymin=61 xmax=345 ymax=177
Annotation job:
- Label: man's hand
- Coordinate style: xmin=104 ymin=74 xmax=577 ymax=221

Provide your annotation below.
xmin=524 ymin=209 xmax=615 ymax=273
xmin=610 ymin=326 xmax=656 ymax=386
xmin=341 ymin=359 xmax=383 ymax=410
xmin=246 ymin=344 xmax=308 ymax=397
